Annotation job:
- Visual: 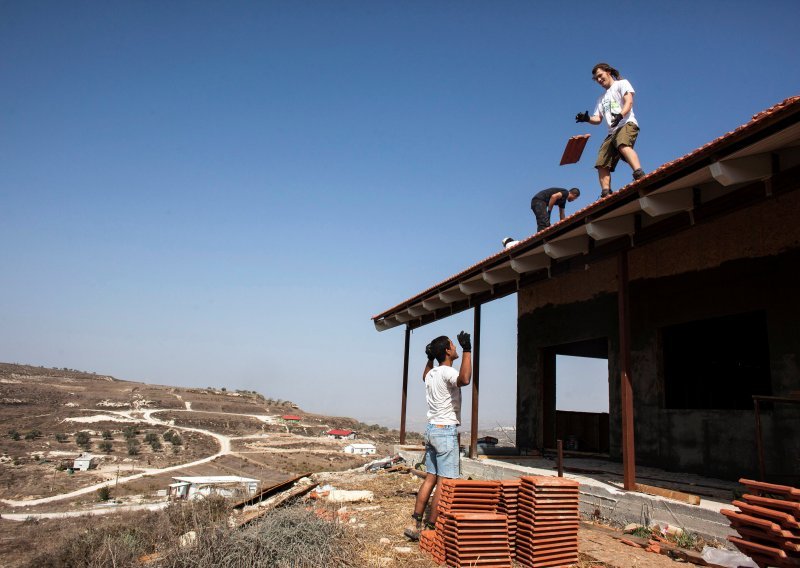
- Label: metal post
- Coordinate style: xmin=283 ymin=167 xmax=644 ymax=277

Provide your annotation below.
xmin=754 ymin=397 xmax=765 ymax=481
xmin=557 ymin=439 xmax=564 ymax=477
xmin=618 ymin=250 xmax=637 ymax=490
xmin=469 ymin=305 xmax=481 ymax=459
xmin=399 ymin=326 xmax=411 ymax=445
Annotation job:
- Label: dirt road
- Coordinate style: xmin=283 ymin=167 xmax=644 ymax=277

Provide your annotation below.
xmin=1 ymin=407 xmax=238 ymax=508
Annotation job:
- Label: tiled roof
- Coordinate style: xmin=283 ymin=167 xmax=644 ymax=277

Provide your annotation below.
xmin=373 ymin=95 xmax=800 ymax=322
xmin=327 ymin=429 xmax=354 ymax=436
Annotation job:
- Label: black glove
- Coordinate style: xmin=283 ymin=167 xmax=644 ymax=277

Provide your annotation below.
xmin=610 ymin=112 xmax=623 ymax=127
xmin=457 ymin=331 xmax=471 ymax=352
xmin=425 ymin=343 xmax=434 ymax=362
xmin=575 ymin=110 xmax=590 ymax=123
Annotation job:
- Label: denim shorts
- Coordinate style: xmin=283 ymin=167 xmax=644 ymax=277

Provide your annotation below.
xmin=424 ymin=423 xmax=460 ymax=479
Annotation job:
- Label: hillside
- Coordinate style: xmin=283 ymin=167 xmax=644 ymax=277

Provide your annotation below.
xmin=0 ymin=362 xmax=409 ymax=508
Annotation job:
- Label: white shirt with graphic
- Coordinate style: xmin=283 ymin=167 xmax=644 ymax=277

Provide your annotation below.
xmin=594 ymin=79 xmax=637 ymax=134
xmin=425 ymin=365 xmax=461 ymax=425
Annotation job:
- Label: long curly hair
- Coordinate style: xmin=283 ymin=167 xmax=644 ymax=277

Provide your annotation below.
xmin=592 ymin=62 xmax=621 ymax=80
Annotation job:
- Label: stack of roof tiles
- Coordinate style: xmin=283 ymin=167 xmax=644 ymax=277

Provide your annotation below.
xmin=419 ymin=529 xmax=443 ymax=565
xmin=430 ymin=479 xmax=510 ymax=567
xmin=722 ymin=478 xmax=800 ymax=568
xmin=499 ymin=479 xmax=521 ymax=558
xmin=438 ymin=512 xmax=513 ymax=568
xmin=515 ymin=475 xmax=580 ymax=568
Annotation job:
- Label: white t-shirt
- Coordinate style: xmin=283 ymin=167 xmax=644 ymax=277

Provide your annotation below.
xmin=425 ymin=365 xmax=461 ymax=425
xmin=594 ymin=79 xmax=638 ymax=134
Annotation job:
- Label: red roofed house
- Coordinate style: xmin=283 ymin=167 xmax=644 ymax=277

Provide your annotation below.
xmin=373 ymin=96 xmax=800 ymax=485
xmin=281 ymin=414 xmax=301 ymax=422
xmin=326 ymin=429 xmax=356 ymax=440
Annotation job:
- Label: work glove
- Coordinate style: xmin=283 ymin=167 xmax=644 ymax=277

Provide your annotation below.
xmin=575 ymin=111 xmax=590 ymax=123
xmin=610 ymin=112 xmax=623 ymax=127
xmin=457 ymin=331 xmax=471 ymax=353
xmin=425 ymin=343 xmax=434 ymax=362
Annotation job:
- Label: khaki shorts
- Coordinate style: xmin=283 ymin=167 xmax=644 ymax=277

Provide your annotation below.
xmin=595 ymin=122 xmax=640 ymax=172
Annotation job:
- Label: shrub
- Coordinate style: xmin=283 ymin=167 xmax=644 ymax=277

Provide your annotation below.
xmin=98 ymin=441 xmax=113 ymax=453
xmin=24 ymin=429 xmax=42 ymax=440
xmin=54 ymin=433 xmax=68 ymax=443
xmin=8 ymin=429 xmax=20 ymax=441
xmin=123 ymin=426 xmax=139 ymax=439
xmin=75 ymin=431 xmax=91 ymax=447
xmin=97 ymin=486 xmax=111 ymax=501
xmin=102 ymin=430 xmax=113 ymax=440
xmin=170 ymin=435 xmax=183 ymax=446
xmin=127 ymin=439 xmax=140 ymax=456
xmin=149 ymin=440 xmax=162 ymax=451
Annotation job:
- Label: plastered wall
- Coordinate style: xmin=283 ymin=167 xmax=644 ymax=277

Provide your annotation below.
xmin=516 ymin=189 xmax=800 ymax=481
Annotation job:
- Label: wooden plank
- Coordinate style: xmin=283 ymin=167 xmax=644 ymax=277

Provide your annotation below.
xmin=235 ymin=481 xmax=318 ymax=527
xmin=635 ymin=483 xmax=701 ymax=505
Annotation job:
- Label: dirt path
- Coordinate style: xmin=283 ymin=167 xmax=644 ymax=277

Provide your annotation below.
xmin=1 ymin=502 xmax=169 ymax=520
xmin=1 ymin=408 xmax=235 ymax=508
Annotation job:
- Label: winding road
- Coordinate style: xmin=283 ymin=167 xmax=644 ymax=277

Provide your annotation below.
xmin=0 ymin=406 xmax=278 ymax=512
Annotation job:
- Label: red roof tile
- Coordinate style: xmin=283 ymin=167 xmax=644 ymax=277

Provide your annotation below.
xmin=559 ymin=134 xmax=590 ymax=165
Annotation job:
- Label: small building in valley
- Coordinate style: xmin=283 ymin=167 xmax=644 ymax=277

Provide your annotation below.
xmin=344 ymin=443 xmax=377 ymax=455
xmin=168 ymin=476 xmax=259 ymax=500
xmin=73 ymin=454 xmax=98 ymax=471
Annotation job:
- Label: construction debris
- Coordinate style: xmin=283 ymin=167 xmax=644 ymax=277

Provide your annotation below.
xmin=636 ymin=482 xmax=701 ymax=505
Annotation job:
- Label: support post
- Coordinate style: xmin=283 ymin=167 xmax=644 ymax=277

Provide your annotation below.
xmin=618 ymin=250 xmax=636 ymax=490
xmin=557 ymin=440 xmax=564 ymax=477
xmin=754 ymin=397 xmax=765 ymax=481
xmin=469 ymin=305 xmax=481 ymax=459
xmin=399 ymin=326 xmax=411 ymax=445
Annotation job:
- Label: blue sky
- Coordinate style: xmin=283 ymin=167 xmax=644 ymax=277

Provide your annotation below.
xmin=2 ymin=1 xmax=798 ymax=431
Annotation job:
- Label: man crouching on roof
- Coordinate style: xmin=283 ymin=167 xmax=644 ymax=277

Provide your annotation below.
xmin=404 ymin=332 xmax=472 ymax=541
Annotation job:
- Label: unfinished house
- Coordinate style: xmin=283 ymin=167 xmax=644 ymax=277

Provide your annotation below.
xmin=373 ymin=96 xmax=800 ymax=486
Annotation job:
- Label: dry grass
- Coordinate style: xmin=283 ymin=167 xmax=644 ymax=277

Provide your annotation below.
xmin=159 ymin=503 xmax=361 ymax=568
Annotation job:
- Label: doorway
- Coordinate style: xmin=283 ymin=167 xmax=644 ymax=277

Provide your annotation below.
xmin=542 ymin=338 xmax=610 ymax=454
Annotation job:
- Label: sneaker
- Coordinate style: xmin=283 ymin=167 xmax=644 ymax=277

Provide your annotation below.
xmin=600 ymin=189 xmax=614 ymax=198
xmin=633 ymin=168 xmax=645 ymax=180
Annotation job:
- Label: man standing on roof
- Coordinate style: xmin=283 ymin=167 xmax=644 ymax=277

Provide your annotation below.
xmin=404 ymin=332 xmax=472 ymax=541
xmin=576 ymin=62 xmax=645 ymax=198
xmin=530 ymin=187 xmax=581 ymax=233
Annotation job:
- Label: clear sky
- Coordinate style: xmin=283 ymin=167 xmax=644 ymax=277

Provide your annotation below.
xmin=2 ymin=1 xmax=798 ymax=432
